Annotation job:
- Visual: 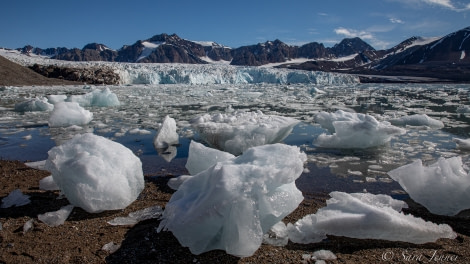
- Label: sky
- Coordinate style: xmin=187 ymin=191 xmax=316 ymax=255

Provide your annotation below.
xmin=1 ymin=0 xmax=469 ymax=50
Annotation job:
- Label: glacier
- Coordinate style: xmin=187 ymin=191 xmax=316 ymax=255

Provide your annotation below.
xmin=0 ymin=49 xmax=359 ymax=85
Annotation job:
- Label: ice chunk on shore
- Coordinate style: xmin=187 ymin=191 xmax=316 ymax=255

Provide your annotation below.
xmin=158 ymin=144 xmax=306 ymax=257
xmin=186 ymin=141 xmax=235 ymax=175
xmin=169 ymin=141 xmax=236 ymax=190
xmin=388 ymin=157 xmax=470 ymax=216
xmin=389 ymin=114 xmax=444 ymax=129
xmin=14 ymin=97 xmax=54 ymax=112
xmin=45 ymin=133 xmax=144 ymax=213
xmin=38 ymin=204 xmax=74 ymax=227
xmin=107 ymin=205 xmax=163 ymax=226
xmin=39 ymin=175 xmax=60 ymax=191
xmin=287 ymin=192 xmax=456 ymax=244
xmin=67 ymin=88 xmax=120 ymax=107
xmin=191 ymin=110 xmax=300 ymax=155
xmin=1 ymin=189 xmax=31 ymax=208
xmin=153 ymin=115 xmax=179 ymax=149
xmin=25 ymin=160 xmax=47 ymax=170
xmin=314 ymin=113 xmax=405 ymax=149
xmin=48 ymin=102 xmax=93 ymax=127
xmin=262 ymin=221 xmax=289 ymax=246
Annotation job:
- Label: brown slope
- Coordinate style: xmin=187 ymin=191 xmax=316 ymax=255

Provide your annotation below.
xmin=0 ymin=54 xmax=81 ymax=86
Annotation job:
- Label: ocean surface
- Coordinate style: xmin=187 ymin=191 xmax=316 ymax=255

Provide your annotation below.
xmin=1 ymin=83 xmax=470 ymax=197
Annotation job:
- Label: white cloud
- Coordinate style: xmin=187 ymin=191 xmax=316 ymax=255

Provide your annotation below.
xmin=334 ymin=27 xmax=374 ymax=40
xmin=422 ymin=0 xmax=470 ymax=11
xmin=389 ymin=18 xmax=405 ymax=24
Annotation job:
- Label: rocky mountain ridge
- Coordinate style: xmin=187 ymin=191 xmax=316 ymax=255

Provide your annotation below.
xmin=10 ymin=26 xmax=470 ymax=82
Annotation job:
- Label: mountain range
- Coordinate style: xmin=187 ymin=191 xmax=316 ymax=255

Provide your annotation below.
xmin=15 ymin=26 xmax=470 ymax=82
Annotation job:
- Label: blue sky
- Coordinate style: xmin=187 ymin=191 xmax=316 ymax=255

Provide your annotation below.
xmin=1 ymin=0 xmax=469 ymax=50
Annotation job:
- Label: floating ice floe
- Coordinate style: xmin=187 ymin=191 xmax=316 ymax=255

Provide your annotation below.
xmin=48 ymin=102 xmax=93 ymax=127
xmin=191 ymin=110 xmax=300 ymax=155
xmin=388 ymin=156 xmax=470 ymax=216
xmin=452 ymin=138 xmax=470 ymax=150
xmin=1 ymin=189 xmax=31 ymax=208
xmin=389 ymin=114 xmax=444 ymax=129
xmin=38 ymin=204 xmax=74 ymax=227
xmin=153 ymin=115 xmax=179 ymax=149
xmin=67 ymin=88 xmax=120 ymax=107
xmin=14 ymin=97 xmax=54 ymax=112
xmin=47 ymin=94 xmax=67 ymax=104
xmin=287 ymin=192 xmax=456 ymax=244
xmin=314 ymin=111 xmax=406 ymax=149
xmin=158 ymin=143 xmax=306 ymax=257
xmin=45 ymin=133 xmax=145 ymax=213
xmin=107 ymin=205 xmax=163 ymax=226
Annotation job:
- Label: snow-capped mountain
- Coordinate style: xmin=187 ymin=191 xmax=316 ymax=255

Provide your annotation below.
xmin=8 ymin=26 xmax=470 ymax=81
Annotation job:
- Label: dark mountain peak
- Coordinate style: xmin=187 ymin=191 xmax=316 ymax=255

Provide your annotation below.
xmin=147 ymin=33 xmax=182 ymax=43
xmin=82 ymin=43 xmax=112 ymax=51
xmin=331 ymin=37 xmax=375 ymax=57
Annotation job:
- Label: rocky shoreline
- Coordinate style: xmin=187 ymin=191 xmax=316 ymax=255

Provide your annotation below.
xmin=1 ymin=160 xmax=469 ymax=264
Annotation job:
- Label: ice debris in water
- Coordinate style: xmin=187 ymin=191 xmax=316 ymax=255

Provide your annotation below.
xmin=262 ymin=221 xmax=289 ymax=247
xmin=453 ymin=138 xmax=470 ymax=150
xmin=314 ymin=111 xmax=405 ymax=149
xmin=45 ymin=133 xmax=145 ymax=213
xmin=1 ymin=189 xmax=31 ymax=208
xmin=47 ymin=94 xmax=67 ymax=104
xmin=153 ymin=115 xmax=179 ymax=149
xmin=190 ymin=110 xmax=300 ymax=155
xmin=388 ymin=156 xmax=470 ymax=216
xmin=67 ymin=88 xmax=120 ymax=107
xmin=39 ymin=175 xmax=60 ymax=191
xmin=48 ymin=102 xmax=93 ymax=127
xmin=38 ymin=204 xmax=74 ymax=227
xmin=287 ymin=192 xmax=456 ymax=244
xmin=107 ymin=205 xmax=163 ymax=226
xmin=389 ymin=114 xmax=444 ymax=129
xmin=158 ymin=143 xmax=307 ymax=257
xmin=14 ymin=97 xmax=54 ymax=112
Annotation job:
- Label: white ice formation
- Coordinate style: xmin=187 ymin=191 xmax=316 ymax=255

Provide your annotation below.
xmin=388 ymin=156 xmax=470 ymax=216
xmin=39 ymin=175 xmax=60 ymax=191
xmin=287 ymin=192 xmax=456 ymax=244
xmin=14 ymin=97 xmax=54 ymax=112
xmin=38 ymin=204 xmax=74 ymax=227
xmin=66 ymin=88 xmax=120 ymax=107
xmin=1 ymin=189 xmax=31 ymax=208
xmin=185 ymin=140 xmax=235 ymax=175
xmin=262 ymin=221 xmax=289 ymax=247
xmin=453 ymin=138 xmax=470 ymax=150
xmin=191 ymin=110 xmax=300 ymax=155
xmin=45 ymin=133 xmax=145 ymax=213
xmin=389 ymin=114 xmax=444 ymax=129
xmin=314 ymin=111 xmax=406 ymax=149
xmin=107 ymin=205 xmax=163 ymax=226
xmin=158 ymin=143 xmax=307 ymax=257
xmin=153 ymin=115 xmax=179 ymax=149
xmin=48 ymin=102 xmax=93 ymax=127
